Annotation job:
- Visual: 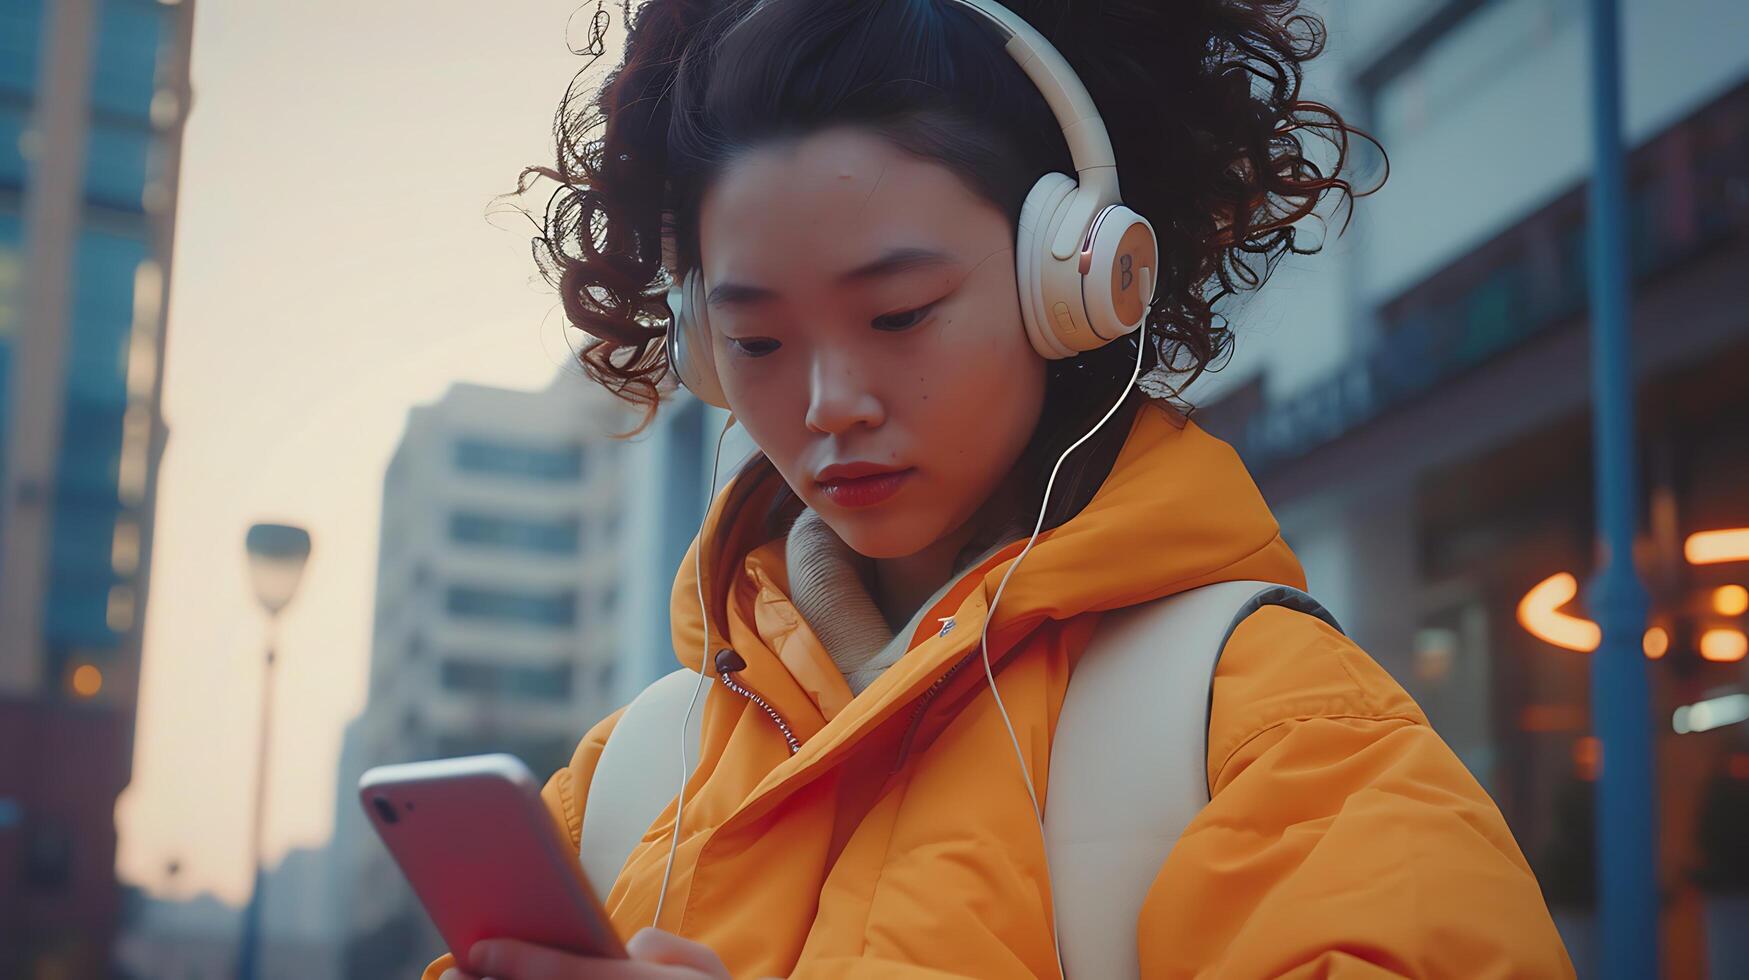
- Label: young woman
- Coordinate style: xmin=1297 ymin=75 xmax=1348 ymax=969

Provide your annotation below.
xmin=432 ymin=0 xmax=1573 ymax=976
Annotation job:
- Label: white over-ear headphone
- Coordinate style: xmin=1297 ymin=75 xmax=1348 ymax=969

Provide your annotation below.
xmin=664 ymin=0 xmax=1159 ymax=408
xmin=654 ymin=5 xmax=1157 ymax=976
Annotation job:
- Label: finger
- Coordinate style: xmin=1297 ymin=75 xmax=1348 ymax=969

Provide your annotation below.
xmin=439 ymin=970 xmax=480 ymax=980
xmin=470 ymin=939 xmax=583 ymax=980
xmin=471 ymin=939 xmax=686 ymax=980
xmin=468 ymin=945 xmax=678 ymax=980
xmin=626 ymin=928 xmax=732 ymax=978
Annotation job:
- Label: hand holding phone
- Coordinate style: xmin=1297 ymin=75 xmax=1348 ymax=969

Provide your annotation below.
xmin=358 ymin=753 xmax=626 ymax=973
xmin=441 ymin=927 xmax=734 ymax=980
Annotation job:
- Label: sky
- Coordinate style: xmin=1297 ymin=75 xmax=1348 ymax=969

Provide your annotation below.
xmin=113 ymin=0 xmax=621 ymax=904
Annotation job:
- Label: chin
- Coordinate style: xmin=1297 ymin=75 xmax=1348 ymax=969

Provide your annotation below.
xmin=818 ymin=506 xmax=943 ymax=561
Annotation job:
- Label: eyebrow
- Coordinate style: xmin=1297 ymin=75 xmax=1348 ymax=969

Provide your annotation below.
xmin=705 ymin=246 xmax=957 ymax=308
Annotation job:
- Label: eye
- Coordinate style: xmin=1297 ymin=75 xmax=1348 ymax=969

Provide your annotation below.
xmin=872 ymin=303 xmax=937 ymax=333
xmin=726 ymin=337 xmax=781 ymax=358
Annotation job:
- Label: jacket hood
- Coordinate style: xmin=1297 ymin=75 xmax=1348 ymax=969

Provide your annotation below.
xmin=669 ymin=403 xmax=1305 ymax=685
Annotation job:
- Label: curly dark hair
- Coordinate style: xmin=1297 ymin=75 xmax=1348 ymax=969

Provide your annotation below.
xmin=519 ymin=0 xmax=1382 ymax=534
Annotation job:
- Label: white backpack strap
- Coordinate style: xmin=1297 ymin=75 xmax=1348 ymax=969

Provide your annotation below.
xmin=1044 ymin=580 xmax=1342 ymax=980
xmin=579 ymin=668 xmax=704 ymax=890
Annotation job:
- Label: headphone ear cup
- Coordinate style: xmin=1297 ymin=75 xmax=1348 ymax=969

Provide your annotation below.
xmin=665 ymin=269 xmax=730 ymax=409
xmin=1080 ymin=205 xmax=1159 ymax=342
xmin=1015 ymin=173 xmax=1080 ymax=360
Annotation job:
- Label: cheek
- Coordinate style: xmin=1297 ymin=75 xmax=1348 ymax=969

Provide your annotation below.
xmin=719 ymin=370 xmax=809 ymax=475
xmin=899 ymin=325 xmax=1046 ymax=494
xmin=905 ymin=310 xmax=1046 ymax=446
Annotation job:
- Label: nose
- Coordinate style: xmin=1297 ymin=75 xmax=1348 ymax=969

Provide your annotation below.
xmin=804 ymin=348 xmax=885 ymax=435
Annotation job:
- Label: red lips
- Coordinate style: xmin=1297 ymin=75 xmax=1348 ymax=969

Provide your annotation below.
xmin=815 ymin=463 xmax=914 ymax=508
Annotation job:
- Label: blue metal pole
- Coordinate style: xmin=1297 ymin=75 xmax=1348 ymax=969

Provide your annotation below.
xmin=236 ymin=864 xmax=266 ymax=979
xmin=235 ymin=641 xmax=276 ymax=979
xmin=1582 ymin=1 xmax=1657 ymax=977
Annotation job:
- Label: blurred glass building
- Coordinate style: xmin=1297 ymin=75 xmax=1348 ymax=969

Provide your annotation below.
xmin=1189 ymin=1 xmax=1748 ymax=974
xmin=0 ymin=0 xmax=194 ymax=976
xmin=330 ymin=376 xmax=633 ymax=979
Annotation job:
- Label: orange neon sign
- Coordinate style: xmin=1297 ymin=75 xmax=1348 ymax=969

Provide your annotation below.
xmin=1511 ymin=525 xmax=1742 ymax=654
xmin=1519 ymin=527 xmax=1748 ymax=660
xmin=1714 ymin=584 xmax=1749 ymax=616
xmin=1642 ymin=626 xmax=1669 ymax=659
xmin=1700 ymin=629 xmax=1749 ymax=663
xmin=1687 ymin=528 xmax=1749 ymax=565
xmin=1517 ymin=573 xmax=1603 ymax=652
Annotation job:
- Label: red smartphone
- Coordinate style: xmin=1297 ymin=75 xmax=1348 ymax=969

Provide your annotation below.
xmin=358 ymin=753 xmax=627 ymax=971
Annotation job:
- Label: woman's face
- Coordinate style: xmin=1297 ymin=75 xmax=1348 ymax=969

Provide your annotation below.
xmin=697 ymin=124 xmax=1047 ymax=560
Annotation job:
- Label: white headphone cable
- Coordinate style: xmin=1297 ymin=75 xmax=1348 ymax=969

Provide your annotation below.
xmin=653 ymin=409 xmax=739 ymax=929
xmin=979 ymin=315 xmax=1150 ymax=980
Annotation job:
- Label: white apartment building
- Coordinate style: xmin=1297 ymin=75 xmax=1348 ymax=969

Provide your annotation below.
xmin=328 ymin=372 xmax=631 ymax=978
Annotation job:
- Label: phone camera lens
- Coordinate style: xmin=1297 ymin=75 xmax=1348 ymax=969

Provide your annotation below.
xmin=372 ymin=796 xmax=400 ymax=824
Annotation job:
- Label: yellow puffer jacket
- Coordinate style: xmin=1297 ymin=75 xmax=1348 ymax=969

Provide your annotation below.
xmin=425 ymin=404 xmax=1574 ymax=978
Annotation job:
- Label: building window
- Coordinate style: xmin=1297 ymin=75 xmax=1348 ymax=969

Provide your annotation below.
xmin=83 ymin=124 xmax=152 ymax=213
xmin=449 ymin=512 xmax=581 ymax=556
xmin=439 ymin=659 xmax=574 ymax=701
xmin=88 ymin=0 xmax=167 ymax=120
xmin=453 ymin=437 xmax=583 ymax=482
xmin=444 ymin=585 xmax=576 ymax=629
xmin=1369 ymin=0 xmax=1565 ymax=145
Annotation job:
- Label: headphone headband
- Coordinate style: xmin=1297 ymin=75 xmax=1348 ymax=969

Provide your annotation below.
xmin=938 ymin=0 xmax=1119 ymax=200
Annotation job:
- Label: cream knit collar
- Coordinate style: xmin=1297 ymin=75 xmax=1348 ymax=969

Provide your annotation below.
xmin=784 ymin=508 xmax=1024 ymax=695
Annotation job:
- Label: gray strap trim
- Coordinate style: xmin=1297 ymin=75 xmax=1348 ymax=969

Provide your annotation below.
xmin=1200 ymin=584 xmax=1345 ymax=800
xmin=1223 ymin=584 xmax=1343 ymax=638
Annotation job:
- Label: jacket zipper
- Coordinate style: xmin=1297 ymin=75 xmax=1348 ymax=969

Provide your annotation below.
xmin=716 ymin=663 xmax=802 ymax=755
xmin=889 ymin=649 xmax=981 ymax=773
xmin=713 ymin=633 xmax=984 ymax=768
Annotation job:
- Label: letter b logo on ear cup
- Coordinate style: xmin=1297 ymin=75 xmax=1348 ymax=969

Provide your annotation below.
xmin=1016 ymin=173 xmax=1159 ymax=360
xmin=1095 ymin=213 xmax=1158 ymax=334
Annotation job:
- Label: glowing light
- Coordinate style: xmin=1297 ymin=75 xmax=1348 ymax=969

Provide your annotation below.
xmin=1517 ymin=573 xmax=1601 ymax=652
xmin=127 ymin=260 xmax=163 ymax=399
xmin=1699 ymin=629 xmax=1748 ymax=663
xmin=1687 ymin=528 xmax=1749 ymax=565
xmin=72 ymin=665 xmax=103 ymax=698
xmin=1674 ymin=693 xmax=1749 ymax=734
xmin=107 ymin=586 xmax=136 ymax=633
xmin=113 ymin=520 xmax=141 ymax=576
xmin=1714 ymin=585 xmax=1749 ymax=617
xmin=1643 ymin=627 xmax=1669 ymax=659
xmin=118 ymin=406 xmax=151 ymax=506
xmin=1573 ymin=736 xmax=1601 ymax=781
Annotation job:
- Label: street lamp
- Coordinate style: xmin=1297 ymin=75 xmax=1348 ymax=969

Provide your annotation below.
xmin=236 ymin=522 xmax=310 ymax=980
